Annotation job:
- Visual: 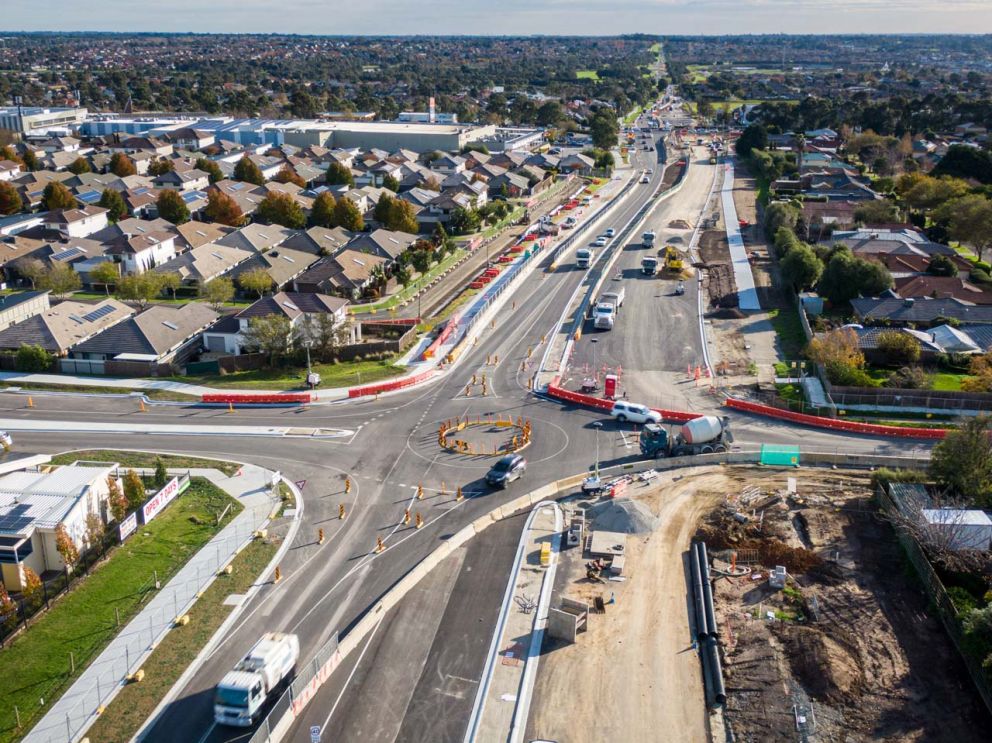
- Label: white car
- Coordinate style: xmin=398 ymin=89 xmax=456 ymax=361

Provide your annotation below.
xmin=610 ymin=401 xmax=661 ymax=424
xmin=593 ymin=236 xmax=608 ymax=247
xmin=605 ymin=228 xmax=616 ymax=238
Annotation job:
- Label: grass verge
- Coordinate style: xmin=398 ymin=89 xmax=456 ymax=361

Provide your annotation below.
xmin=49 ymin=450 xmax=241 ymax=478
xmin=0 ymin=381 xmax=197 ymax=402
xmin=82 ymin=538 xmax=278 ymax=743
xmin=768 ymin=307 xmax=807 ymax=360
xmin=0 ymin=478 xmax=240 ymax=743
xmin=169 ymin=357 xmax=405 ymax=392
xmin=348 ymin=248 xmax=467 ymax=314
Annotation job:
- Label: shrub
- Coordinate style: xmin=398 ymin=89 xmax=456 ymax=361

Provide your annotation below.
xmin=884 ymin=366 xmax=934 ymax=390
xmin=15 ymin=344 xmax=53 ymax=372
xmin=970 ymin=268 xmax=992 ymax=285
xmin=876 ymin=330 xmax=921 ymax=366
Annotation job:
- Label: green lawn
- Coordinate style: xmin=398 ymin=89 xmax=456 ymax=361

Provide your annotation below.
xmin=172 ymin=357 xmax=405 ymax=391
xmin=83 ymin=538 xmax=277 ymax=743
xmin=70 ymin=291 xmax=251 ymax=308
xmin=0 ymin=478 xmax=240 ymax=743
xmin=49 ymin=450 xmax=241 ymax=477
xmin=0 ymin=381 xmax=197 ymax=402
xmin=932 ymin=372 xmax=969 ymax=391
xmin=768 ymin=307 xmax=808 ymax=360
xmin=576 ymin=69 xmax=600 ymax=81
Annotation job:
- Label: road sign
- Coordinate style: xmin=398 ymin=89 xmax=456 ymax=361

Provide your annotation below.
xmin=310 ymin=725 xmax=321 ymax=742
xmin=295 ymin=479 xmax=307 ymax=490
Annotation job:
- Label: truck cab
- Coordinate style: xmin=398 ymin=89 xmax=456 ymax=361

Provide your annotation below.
xmin=576 ymin=248 xmax=594 ymax=268
xmin=642 ymin=231 xmax=656 ymax=248
xmin=641 ymin=256 xmax=658 ymax=276
xmin=215 ymin=633 xmax=299 ymax=727
xmin=593 ymin=302 xmax=616 ymax=330
xmin=639 ymin=423 xmax=670 ymax=457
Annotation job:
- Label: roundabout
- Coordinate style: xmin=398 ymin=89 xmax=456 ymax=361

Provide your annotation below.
xmin=438 ymin=414 xmax=532 ymax=456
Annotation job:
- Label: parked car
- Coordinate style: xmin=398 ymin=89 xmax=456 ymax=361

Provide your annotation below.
xmin=610 ymin=401 xmax=661 ymax=425
xmin=486 ymin=454 xmax=526 ymax=488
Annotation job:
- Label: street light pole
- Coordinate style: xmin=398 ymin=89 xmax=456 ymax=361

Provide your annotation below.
xmin=593 ymin=421 xmax=603 ymax=478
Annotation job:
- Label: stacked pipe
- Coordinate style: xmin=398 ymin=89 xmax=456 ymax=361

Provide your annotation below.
xmin=690 ymin=540 xmax=727 ymax=707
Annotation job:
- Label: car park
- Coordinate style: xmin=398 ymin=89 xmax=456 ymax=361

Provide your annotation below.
xmin=610 ymin=401 xmax=662 ymax=425
xmin=486 ymin=454 xmax=526 ymax=488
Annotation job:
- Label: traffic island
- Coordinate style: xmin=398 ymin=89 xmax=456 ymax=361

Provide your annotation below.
xmin=438 ymin=415 xmax=533 ymax=457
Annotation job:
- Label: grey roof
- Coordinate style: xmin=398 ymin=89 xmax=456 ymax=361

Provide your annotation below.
xmin=72 ymin=302 xmax=219 ymax=358
xmin=345 ymin=228 xmax=417 ymax=261
xmin=216 ymin=223 xmax=298 ymax=253
xmin=0 ymin=291 xmax=49 ymax=315
xmin=236 ymin=291 xmax=348 ymax=321
xmin=851 ymin=297 xmax=992 ymax=325
xmin=0 ymin=298 xmax=133 ymax=353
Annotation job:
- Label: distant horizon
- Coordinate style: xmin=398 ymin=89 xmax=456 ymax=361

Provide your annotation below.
xmin=3 ymin=30 xmax=992 ymax=37
xmin=3 ymin=1 xmax=991 ymax=36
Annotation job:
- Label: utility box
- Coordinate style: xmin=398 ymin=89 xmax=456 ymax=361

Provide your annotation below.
xmin=604 ymin=374 xmax=618 ymax=400
xmin=770 ymin=565 xmax=787 ymax=589
xmin=567 ymin=510 xmax=585 ymax=547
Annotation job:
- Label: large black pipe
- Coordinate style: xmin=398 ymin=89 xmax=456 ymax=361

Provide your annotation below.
xmin=690 ymin=541 xmax=709 ymax=640
xmin=704 ymin=638 xmax=727 ymax=706
xmin=698 ymin=541 xmax=719 ymax=639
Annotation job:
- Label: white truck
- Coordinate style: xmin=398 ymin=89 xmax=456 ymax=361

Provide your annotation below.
xmin=641 ymin=256 xmax=659 ymax=275
xmin=593 ymin=288 xmax=625 ymax=330
xmin=642 ymin=230 xmax=656 ymax=248
xmin=214 ymin=632 xmax=300 ymax=727
xmin=576 ymin=248 xmax=594 ymax=268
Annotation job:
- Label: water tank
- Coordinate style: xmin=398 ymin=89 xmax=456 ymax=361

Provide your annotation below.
xmin=680 ymin=416 xmax=724 ymax=445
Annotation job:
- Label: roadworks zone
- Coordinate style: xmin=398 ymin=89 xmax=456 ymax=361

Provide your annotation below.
xmin=438 ymin=415 xmax=532 ymax=456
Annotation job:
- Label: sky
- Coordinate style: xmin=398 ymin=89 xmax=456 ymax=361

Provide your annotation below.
xmin=3 ymin=0 xmax=992 ymax=35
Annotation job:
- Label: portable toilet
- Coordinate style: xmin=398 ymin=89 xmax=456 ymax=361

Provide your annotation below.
xmin=604 ymin=374 xmax=618 ymax=400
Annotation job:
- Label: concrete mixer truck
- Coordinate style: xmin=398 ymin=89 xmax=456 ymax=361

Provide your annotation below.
xmin=639 ymin=415 xmax=732 ymax=458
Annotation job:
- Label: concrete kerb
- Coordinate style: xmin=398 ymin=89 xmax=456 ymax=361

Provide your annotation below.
xmin=262 ymin=449 xmax=932 ymax=742
xmin=132 ymin=471 xmax=304 ymax=743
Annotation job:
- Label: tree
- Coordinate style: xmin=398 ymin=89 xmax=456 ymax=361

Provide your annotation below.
xmin=159 ymin=271 xmax=182 ymax=300
xmin=735 ymin=123 xmax=768 ymax=158
xmin=937 ymin=194 xmax=992 ymax=262
xmin=325 ymin=162 xmax=354 ymax=187
xmin=54 ymin=524 xmax=79 ymax=570
xmin=763 ymin=201 xmax=800 ymax=237
xmin=90 ymin=260 xmax=120 ymax=295
xmin=195 ymin=157 xmax=224 ymax=184
xmin=98 ymin=187 xmax=128 ymax=222
xmin=109 ymin=152 xmax=137 ymax=177
xmin=41 ymin=181 xmax=76 ymax=211
xmin=241 ymin=314 xmax=293 ymax=365
xmin=876 ymin=330 xmax=921 ymax=366
xmin=310 ymin=191 xmax=337 ymax=228
xmin=780 ymin=242 xmax=823 ymax=291
xmin=854 ymin=199 xmax=899 ymax=225
xmin=107 ymin=476 xmax=128 ymax=522
xmin=884 ymin=366 xmax=933 ymax=390
xmin=201 ymin=277 xmax=235 ymax=309
xmin=256 ymin=192 xmax=306 ymax=229
xmin=39 ymin=262 xmax=81 ymax=298
xmin=0 ymin=181 xmax=22 ymax=215
xmin=536 ymin=100 xmax=565 ymax=128
xmin=594 ymin=150 xmax=615 ymax=173
xmin=20 ymin=149 xmax=38 ymax=172
xmin=238 ymin=267 xmax=273 ymax=299
xmin=116 ymin=272 xmax=165 ymax=309
xmin=14 ymin=258 xmax=46 ymax=289
xmin=927 ymin=254 xmax=959 ymax=277
xmin=233 ymin=155 xmax=265 ymax=186
xmin=901 ymin=175 xmax=969 ymax=213
xmin=123 ymin=469 xmax=146 ymax=510
xmin=930 ymin=416 xmax=992 ymax=507
xmin=806 ymin=327 xmax=870 ymax=385
xmin=0 ymin=582 xmax=18 ymax=635
xmin=154 ymin=457 xmax=168 ymax=488
xmin=817 ymin=249 xmax=891 ymax=304
xmin=147 ymin=158 xmax=174 ymax=177
xmin=385 ymin=196 xmax=418 ymax=233
xmin=450 ymin=206 xmax=481 ymax=235
xmin=373 ymin=193 xmax=394 ymax=225
xmin=15 ymin=344 xmax=53 ymax=373
xmin=932 ymin=144 xmax=992 ymax=185
xmin=22 ymin=567 xmax=42 ymax=611
xmin=334 ymin=197 xmax=364 ymax=231
xmin=382 ymin=173 xmax=400 ymax=192
xmin=84 ymin=512 xmax=105 ymax=550
xmin=205 ymin=190 xmax=245 ymax=227
xmin=156 ymin=188 xmax=190 ymax=225
xmin=297 ymin=313 xmax=350 ymax=362
xmin=589 ymin=109 xmax=619 ymax=150
xmin=274 ymin=165 xmax=305 ymax=188
xmin=67 ymin=157 xmax=91 ymax=175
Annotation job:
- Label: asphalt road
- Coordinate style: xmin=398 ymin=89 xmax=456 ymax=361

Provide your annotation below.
xmin=1 ymin=121 xmax=935 ymax=743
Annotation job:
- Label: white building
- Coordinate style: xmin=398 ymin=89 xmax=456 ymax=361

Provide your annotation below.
xmin=0 ymin=462 xmax=120 ymax=591
xmin=43 ymin=206 xmax=110 ymax=239
xmin=921 ymin=509 xmax=992 ymax=551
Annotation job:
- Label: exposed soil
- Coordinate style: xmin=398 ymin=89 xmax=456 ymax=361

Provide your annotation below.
xmin=698 ymin=472 xmax=990 ymax=743
xmin=699 ymin=229 xmax=737 ymax=308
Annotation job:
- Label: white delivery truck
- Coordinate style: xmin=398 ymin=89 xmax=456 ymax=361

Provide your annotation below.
xmin=215 ymin=632 xmax=300 ymax=727
xmin=641 ymin=256 xmax=659 ymax=275
xmin=576 ymin=248 xmax=594 ymax=268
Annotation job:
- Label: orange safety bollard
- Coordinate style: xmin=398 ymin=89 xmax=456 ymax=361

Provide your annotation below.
xmin=344 ymin=476 xmax=352 ymax=494
xmin=318 ymin=528 xmax=325 ymax=545
xmin=375 ymin=536 xmax=385 ymax=553
xmin=416 ymin=484 xmax=424 ymax=500
xmin=274 ymin=566 xmax=282 ymax=583
xmin=26 ymin=396 xmax=33 ymax=408
xmin=139 ymin=398 xmax=146 ymax=412
xmin=456 ymin=486 xmax=464 ymax=501
xmin=415 ymin=513 xmax=424 ymax=530
xmin=403 ymin=509 xmax=411 ymax=525
xmin=339 ymin=503 xmax=346 ymax=520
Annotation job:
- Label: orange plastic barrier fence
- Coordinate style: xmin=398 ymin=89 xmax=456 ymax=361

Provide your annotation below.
xmin=545 ymin=384 xmax=701 ymax=423
xmin=201 ymin=393 xmax=312 ymax=405
xmin=348 ymin=370 xmax=435 ymax=398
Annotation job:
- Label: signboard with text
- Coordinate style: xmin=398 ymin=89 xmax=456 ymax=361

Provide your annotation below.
xmin=118 ymin=512 xmax=138 ymax=543
xmin=139 ymin=476 xmax=182 ymax=525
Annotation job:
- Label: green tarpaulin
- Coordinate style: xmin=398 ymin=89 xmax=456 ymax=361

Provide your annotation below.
xmin=760 ymin=444 xmax=800 ymax=467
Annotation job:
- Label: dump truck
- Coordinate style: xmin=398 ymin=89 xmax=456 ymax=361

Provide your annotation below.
xmin=641 ymin=256 xmax=659 ymax=275
xmin=593 ymin=302 xmax=616 ymax=330
xmin=576 ymin=248 xmax=594 ymax=269
xmin=215 ymin=632 xmax=300 ymax=727
xmin=642 ymin=231 xmax=656 ymax=248
xmin=639 ymin=415 xmax=733 ymax=458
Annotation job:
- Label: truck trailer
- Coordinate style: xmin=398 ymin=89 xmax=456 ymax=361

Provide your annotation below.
xmin=214 ymin=632 xmax=300 ymax=727
xmin=639 ymin=415 xmax=733 ymax=457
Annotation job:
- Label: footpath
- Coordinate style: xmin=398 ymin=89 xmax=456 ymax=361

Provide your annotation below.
xmin=23 ymin=465 xmax=287 ymax=743
xmin=467 ymin=502 xmax=562 ymax=743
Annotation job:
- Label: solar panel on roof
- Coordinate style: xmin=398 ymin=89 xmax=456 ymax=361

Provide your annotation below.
xmin=0 ymin=504 xmax=34 ymax=534
xmin=133 ymin=187 xmax=149 ymax=195
xmin=81 ymin=305 xmax=115 ymax=323
xmin=51 ymin=247 xmax=83 ymax=262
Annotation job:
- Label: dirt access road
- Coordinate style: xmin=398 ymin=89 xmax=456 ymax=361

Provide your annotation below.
xmin=525 ymin=467 xmax=734 ymax=743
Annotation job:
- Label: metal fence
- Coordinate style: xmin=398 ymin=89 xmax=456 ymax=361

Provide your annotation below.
xmin=23 ymin=497 xmax=272 ymax=743
xmin=876 ymin=484 xmax=992 ymax=716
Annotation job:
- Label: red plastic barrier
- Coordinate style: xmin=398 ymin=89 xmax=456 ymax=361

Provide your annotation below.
xmin=724 ymin=398 xmax=947 ymax=440
xmin=469 ymin=280 xmax=485 ymax=289
xmin=348 ymin=370 xmax=435 ymax=398
xmin=546 ymin=384 xmax=700 ymax=422
xmin=201 ymin=393 xmax=312 ymax=405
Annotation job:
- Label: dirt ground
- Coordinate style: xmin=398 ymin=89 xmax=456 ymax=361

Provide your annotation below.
xmin=698 ymin=471 xmax=990 ymax=742
xmin=525 ymin=467 xmax=732 ymax=743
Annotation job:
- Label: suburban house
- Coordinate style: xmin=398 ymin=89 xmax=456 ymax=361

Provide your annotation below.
xmin=345 ymin=228 xmax=418 ymax=264
xmin=850 ymin=297 xmax=992 ymax=327
xmin=0 ymin=290 xmax=50 ymax=332
xmin=0 ymin=462 xmax=121 ymax=590
xmin=68 ymin=302 xmax=219 ymax=369
xmin=103 ymin=230 xmax=177 ymax=274
xmin=165 ymin=128 xmax=216 ymax=151
xmin=216 ymin=222 xmax=297 ymax=254
xmin=154 ymin=243 xmax=254 ymax=287
xmin=230 ymin=244 xmax=319 ymax=293
xmin=173 ymin=221 xmax=233 ymax=251
xmin=282 ymin=226 xmax=354 ymax=256
xmin=558 ymin=153 xmax=595 ymax=174
xmin=43 ymin=206 xmax=109 ymax=239
xmin=293 ymin=249 xmax=387 ymax=298
xmin=153 ymin=168 xmax=210 ymax=193
xmin=0 ymin=160 xmax=23 ymax=181
xmin=202 ymin=291 xmax=350 ymax=355
xmin=891 ymin=275 xmax=992 ymax=305
xmin=0 ymin=298 xmax=134 ymax=355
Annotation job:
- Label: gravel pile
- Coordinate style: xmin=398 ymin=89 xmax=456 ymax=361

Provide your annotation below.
xmin=588 ymin=497 xmax=659 ymax=534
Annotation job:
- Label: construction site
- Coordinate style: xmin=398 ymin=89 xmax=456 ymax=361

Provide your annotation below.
xmin=524 ymin=466 xmax=990 ymax=743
